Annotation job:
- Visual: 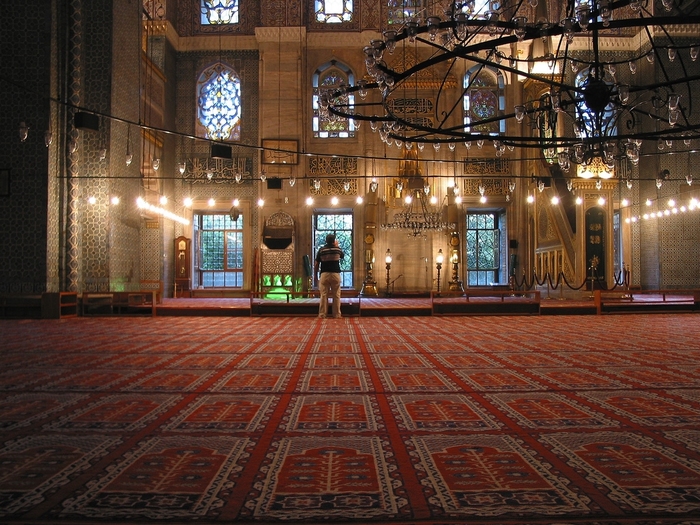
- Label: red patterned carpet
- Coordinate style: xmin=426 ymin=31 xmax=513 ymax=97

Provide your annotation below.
xmin=1 ymin=314 xmax=700 ymax=524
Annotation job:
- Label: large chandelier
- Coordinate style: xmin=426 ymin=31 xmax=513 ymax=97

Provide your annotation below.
xmin=380 ymin=146 xmax=456 ymax=237
xmin=381 ymin=188 xmax=456 ymax=238
xmin=324 ymin=0 xmax=700 ymax=174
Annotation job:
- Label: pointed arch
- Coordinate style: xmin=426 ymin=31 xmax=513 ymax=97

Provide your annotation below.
xmin=312 ymin=60 xmax=356 ymax=139
xmin=463 ymin=65 xmax=505 ymax=135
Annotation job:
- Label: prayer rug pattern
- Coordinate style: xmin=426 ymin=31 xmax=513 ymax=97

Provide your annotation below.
xmin=2 ymin=314 xmax=700 ymax=525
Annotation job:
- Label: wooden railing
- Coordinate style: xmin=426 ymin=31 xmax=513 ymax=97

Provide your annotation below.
xmin=82 ymin=291 xmax=158 ymax=317
xmin=430 ymin=289 xmax=541 ymax=315
xmin=594 ymin=289 xmax=700 ymax=315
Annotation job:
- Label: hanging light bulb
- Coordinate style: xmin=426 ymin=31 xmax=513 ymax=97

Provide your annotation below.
xmin=68 ymin=139 xmax=78 ymax=154
xmin=260 ymin=170 xmax=267 ymax=182
xmin=369 ymin=177 xmax=378 ymax=192
xmin=313 ymin=179 xmax=321 ymax=190
xmin=152 ymin=158 xmax=160 ymax=171
xmin=424 ymin=183 xmax=430 ymax=195
xmin=178 ymin=161 xmax=186 ymax=174
xmin=235 ymin=171 xmax=242 ymax=183
xmin=289 ymin=176 xmax=296 ymax=187
xmin=343 ymin=180 xmax=351 ymax=192
xmin=19 ymin=122 xmax=29 ymax=142
xmin=687 ymin=174 xmax=693 ymax=185
xmin=125 ymin=126 xmax=133 ymax=166
xmin=99 ymin=148 xmax=107 ymax=161
xmin=44 ymin=130 xmax=53 ymax=147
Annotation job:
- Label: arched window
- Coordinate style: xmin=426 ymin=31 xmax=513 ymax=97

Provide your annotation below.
xmin=200 ymin=0 xmax=239 ymax=25
xmin=313 ymin=61 xmax=355 ymax=139
xmin=315 ymin=0 xmax=353 ymax=23
xmin=463 ymin=66 xmax=505 ymax=135
xmin=196 ymin=63 xmax=241 ymax=141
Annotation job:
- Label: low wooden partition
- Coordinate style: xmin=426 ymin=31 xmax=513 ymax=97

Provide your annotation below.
xmin=431 ymin=289 xmax=541 ymax=315
xmin=82 ymin=291 xmax=159 ymax=317
xmin=250 ymin=290 xmax=361 ymax=317
xmin=0 ymin=294 xmax=43 ymax=319
xmin=594 ymin=289 xmax=700 ymax=315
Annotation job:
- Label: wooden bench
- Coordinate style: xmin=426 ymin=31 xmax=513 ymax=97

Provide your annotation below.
xmin=594 ymin=289 xmax=700 ymax=314
xmin=431 ymin=290 xmax=541 ymax=315
xmin=82 ymin=291 xmax=159 ymax=316
xmin=0 ymin=294 xmax=43 ymax=319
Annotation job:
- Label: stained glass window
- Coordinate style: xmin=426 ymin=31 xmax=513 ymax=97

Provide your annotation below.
xmin=200 ymin=0 xmax=239 ymax=25
xmin=315 ymin=0 xmax=353 ymax=23
xmin=196 ymin=63 xmax=241 ymax=141
xmin=313 ymin=61 xmax=355 ymax=139
xmin=463 ymin=66 xmax=505 ymax=135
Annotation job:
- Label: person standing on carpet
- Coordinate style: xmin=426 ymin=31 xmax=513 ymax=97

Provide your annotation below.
xmin=314 ymin=233 xmax=345 ymax=319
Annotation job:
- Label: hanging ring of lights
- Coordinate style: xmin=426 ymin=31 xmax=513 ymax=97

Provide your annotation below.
xmin=325 ymin=0 xmax=700 ymax=170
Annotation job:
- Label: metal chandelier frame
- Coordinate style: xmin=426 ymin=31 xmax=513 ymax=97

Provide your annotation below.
xmin=321 ymin=0 xmax=700 ymax=172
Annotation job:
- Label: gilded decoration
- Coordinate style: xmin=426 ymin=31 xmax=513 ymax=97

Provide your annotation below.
xmin=537 ymin=202 xmax=558 ymax=242
xmin=183 ymin=157 xmax=251 ymax=184
xmin=463 ymin=178 xmax=508 ymax=196
xmin=309 ymin=156 xmax=358 ymax=176
xmin=266 ymin=210 xmax=294 ymax=227
xmin=462 ymin=158 xmax=510 ymax=175
xmin=386 ymin=47 xmax=457 ymax=89
xmin=310 ymin=178 xmax=358 ymax=196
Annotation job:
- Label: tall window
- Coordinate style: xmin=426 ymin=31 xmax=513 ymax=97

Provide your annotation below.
xmin=194 ymin=213 xmax=244 ymax=287
xmin=313 ymin=61 xmax=356 ymax=138
xmin=463 ymin=66 xmax=505 ymax=135
xmin=313 ymin=212 xmax=353 ymax=287
xmin=315 ymin=0 xmax=353 ymax=23
xmin=465 ymin=212 xmax=501 ymax=286
xmin=200 ymin=0 xmax=239 ymax=25
xmin=196 ymin=63 xmax=241 ymax=141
